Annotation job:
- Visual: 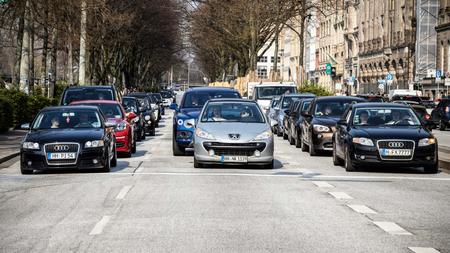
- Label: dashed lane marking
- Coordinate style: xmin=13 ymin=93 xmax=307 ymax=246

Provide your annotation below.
xmin=408 ymin=247 xmax=441 ymax=253
xmin=312 ymin=181 xmax=334 ymax=188
xmin=328 ymin=192 xmax=353 ymax=199
xmin=116 ymin=185 xmax=132 ymax=200
xmin=373 ymin=221 xmax=412 ymax=235
xmin=347 ymin=204 xmax=377 ymax=214
xmin=89 ymin=215 xmax=111 ymax=235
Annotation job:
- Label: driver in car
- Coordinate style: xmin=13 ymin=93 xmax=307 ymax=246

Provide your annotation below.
xmin=210 ymin=106 xmax=225 ymax=122
xmin=75 ymin=113 xmax=93 ymax=128
xmin=358 ymin=110 xmax=369 ymax=125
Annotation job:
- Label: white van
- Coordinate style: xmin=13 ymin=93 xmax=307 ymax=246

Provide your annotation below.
xmin=249 ymin=82 xmax=297 ymax=113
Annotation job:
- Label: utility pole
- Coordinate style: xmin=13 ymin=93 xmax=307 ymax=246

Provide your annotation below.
xmin=78 ymin=0 xmax=87 ymax=86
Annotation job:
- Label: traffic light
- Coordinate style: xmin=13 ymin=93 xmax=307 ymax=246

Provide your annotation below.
xmin=331 ymin=67 xmax=337 ymax=78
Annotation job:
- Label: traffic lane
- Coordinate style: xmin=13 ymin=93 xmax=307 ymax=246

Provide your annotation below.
xmin=85 ymin=173 xmax=408 ymax=253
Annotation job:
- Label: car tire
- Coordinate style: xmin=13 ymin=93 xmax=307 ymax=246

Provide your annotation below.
xmin=288 ymin=132 xmax=295 ymax=145
xmin=150 ymin=127 xmax=156 ymax=136
xmin=111 ymin=146 xmax=117 ymax=167
xmin=439 ymin=121 xmax=446 ymax=131
xmin=332 ymin=141 xmax=344 ymax=166
xmin=173 ymin=137 xmax=185 ymax=156
xmin=131 ymin=137 xmax=137 ymax=153
xmin=272 ymin=126 xmax=278 ymax=135
xmin=301 ymin=137 xmax=308 ymax=152
xmin=194 ymin=158 xmax=203 ymax=168
xmin=344 ymin=148 xmax=356 ymax=172
xmin=136 ymin=129 xmax=142 ymax=141
xmin=283 ymin=130 xmax=288 ymax=140
xmin=424 ymin=163 xmax=438 ymax=174
xmin=141 ymin=129 xmax=146 ymax=140
xmin=20 ymin=166 xmax=33 ymax=175
xmin=102 ymin=151 xmax=111 ymax=173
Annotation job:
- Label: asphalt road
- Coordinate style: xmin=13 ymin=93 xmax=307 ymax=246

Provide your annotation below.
xmin=1 ymin=100 xmax=450 ymax=252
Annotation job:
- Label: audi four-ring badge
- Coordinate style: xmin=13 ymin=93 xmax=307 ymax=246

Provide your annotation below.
xmin=193 ymin=99 xmax=274 ymax=169
xmin=20 ymin=106 xmax=117 ymax=174
xmin=332 ymin=103 xmax=438 ymax=173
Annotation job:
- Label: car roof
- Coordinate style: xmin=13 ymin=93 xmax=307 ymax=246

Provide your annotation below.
xmin=186 ymin=87 xmax=237 ymax=92
xmin=315 ymin=96 xmax=366 ymax=102
xmin=208 ymin=98 xmax=256 ymax=103
xmin=283 ymin=93 xmax=315 ymax=97
xmin=254 ymin=82 xmax=296 ymax=87
xmin=122 ymin=96 xmax=137 ymax=100
xmin=70 ymin=100 xmax=120 ymax=105
xmin=65 ymin=85 xmax=114 ymax=89
xmin=42 ymin=105 xmax=100 ymax=111
xmin=352 ymin=102 xmax=410 ymax=108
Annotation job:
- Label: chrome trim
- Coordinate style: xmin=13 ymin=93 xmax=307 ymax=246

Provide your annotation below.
xmin=376 ymin=139 xmax=415 ymax=161
xmin=44 ymin=142 xmax=80 ymax=166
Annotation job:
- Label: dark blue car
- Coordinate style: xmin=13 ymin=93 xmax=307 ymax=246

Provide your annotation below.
xmin=170 ymin=87 xmax=241 ymax=155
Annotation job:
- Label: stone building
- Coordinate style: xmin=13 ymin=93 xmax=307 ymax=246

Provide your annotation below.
xmin=436 ymin=0 xmax=450 ymax=98
xmin=357 ymin=0 xmax=416 ymax=94
xmin=343 ymin=0 xmax=359 ymax=94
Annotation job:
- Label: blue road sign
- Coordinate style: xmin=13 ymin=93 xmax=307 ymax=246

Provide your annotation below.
xmin=436 ymin=70 xmax=442 ymax=78
xmin=386 ymin=73 xmax=393 ymax=81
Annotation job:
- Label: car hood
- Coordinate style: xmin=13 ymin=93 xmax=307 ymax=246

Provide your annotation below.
xmin=198 ymin=122 xmax=270 ymax=142
xmin=25 ymin=129 xmax=105 ymax=144
xmin=312 ymin=116 xmax=341 ymax=126
xmin=352 ymin=127 xmax=431 ymax=140
xmin=178 ymin=108 xmax=201 ymax=119
xmin=257 ymin=100 xmax=271 ymax=109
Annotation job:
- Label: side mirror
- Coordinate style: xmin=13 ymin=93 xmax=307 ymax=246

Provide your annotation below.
xmin=169 ymin=103 xmax=178 ymax=110
xmin=337 ymin=119 xmax=348 ymax=126
xmin=105 ymin=122 xmax=117 ymax=128
xmin=21 ymin=123 xmax=30 ymax=130
xmin=126 ymin=112 xmax=137 ymax=121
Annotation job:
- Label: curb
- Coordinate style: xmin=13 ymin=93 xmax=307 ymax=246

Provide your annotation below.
xmin=0 ymin=152 xmax=20 ymax=165
xmin=439 ymin=159 xmax=450 ymax=174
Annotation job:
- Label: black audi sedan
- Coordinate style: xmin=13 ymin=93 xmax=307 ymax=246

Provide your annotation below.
xmin=332 ymin=103 xmax=438 ymax=173
xmin=20 ymin=106 xmax=117 ymax=174
xmin=301 ymin=96 xmax=366 ymax=155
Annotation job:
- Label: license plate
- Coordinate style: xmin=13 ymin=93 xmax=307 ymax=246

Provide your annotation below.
xmin=221 ymin=156 xmax=248 ymax=163
xmin=47 ymin=152 xmax=76 ymax=160
xmin=380 ymin=149 xmax=412 ymax=156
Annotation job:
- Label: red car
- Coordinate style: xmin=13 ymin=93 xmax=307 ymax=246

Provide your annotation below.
xmin=70 ymin=100 xmax=137 ymax=157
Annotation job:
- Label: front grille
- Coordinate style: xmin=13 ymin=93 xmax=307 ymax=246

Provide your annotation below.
xmin=376 ymin=140 xmax=415 ymax=161
xmin=116 ymin=141 xmax=125 ymax=147
xmin=203 ymin=142 xmax=266 ymax=157
xmin=44 ymin=142 xmax=80 ymax=165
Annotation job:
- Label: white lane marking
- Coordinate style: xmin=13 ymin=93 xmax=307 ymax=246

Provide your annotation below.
xmin=116 ymin=185 xmax=132 ymax=200
xmin=312 ymin=181 xmax=334 ymax=188
xmin=373 ymin=221 xmax=412 ymax=235
xmin=328 ymin=192 xmax=353 ymax=199
xmin=347 ymin=204 xmax=377 ymax=214
xmin=89 ymin=216 xmax=112 ymax=235
xmin=408 ymin=247 xmax=441 ymax=253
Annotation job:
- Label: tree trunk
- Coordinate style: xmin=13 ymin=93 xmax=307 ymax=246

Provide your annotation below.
xmin=29 ymin=12 xmax=35 ymax=94
xmin=272 ymin=32 xmax=279 ymax=81
xmin=298 ymin=12 xmax=306 ymax=86
xmin=48 ymin=27 xmax=57 ymax=98
xmin=19 ymin=0 xmax=31 ymax=94
xmin=67 ymin=25 xmax=74 ymax=85
xmin=78 ymin=0 xmax=87 ymax=85
xmin=13 ymin=11 xmax=25 ymax=88
xmin=249 ymin=0 xmax=258 ymax=79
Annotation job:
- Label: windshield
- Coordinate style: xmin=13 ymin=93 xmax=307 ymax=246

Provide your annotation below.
xmin=300 ymin=101 xmax=311 ymax=112
xmin=282 ymin=96 xmax=302 ymax=109
xmin=392 ymin=96 xmax=421 ymax=103
xmin=32 ymin=109 xmax=102 ymax=129
xmin=182 ymin=91 xmax=240 ymax=108
xmin=315 ymin=100 xmax=356 ymax=117
xmin=77 ymin=103 xmax=123 ymax=119
xmin=161 ymin=92 xmax=171 ymax=98
xmin=63 ymin=89 xmax=113 ymax=105
xmin=137 ymin=98 xmax=150 ymax=109
xmin=201 ymin=102 xmax=265 ymax=123
xmin=255 ymin=86 xmax=296 ymax=100
xmin=122 ymin=98 xmax=138 ymax=113
xmin=353 ymin=108 xmax=421 ymax=126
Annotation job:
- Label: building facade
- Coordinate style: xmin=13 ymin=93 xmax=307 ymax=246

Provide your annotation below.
xmin=436 ymin=0 xmax=450 ymax=98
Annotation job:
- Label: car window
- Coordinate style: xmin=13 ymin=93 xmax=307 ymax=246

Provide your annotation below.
xmin=77 ymin=103 xmax=123 ymax=119
xmin=122 ymin=98 xmax=138 ymax=113
xmin=201 ymin=102 xmax=265 ymax=123
xmin=182 ymin=91 xmax=240 ymax=108
xmin=314 ymin=100 xmax=357 ymax=117
xmin=353 ymin=108 xmax=421 ymax=126
xmin=32 ymin=110 xmax=102 ymax=129
xmin=63 ymin=89 xmax=114 ymax=105
xmin=299 ymin=101 xmax=311 ymax=112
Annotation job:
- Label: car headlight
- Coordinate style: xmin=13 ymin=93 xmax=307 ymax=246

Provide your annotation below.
xmin=352 ymin=137 xmax=374 ymax=146
xmin=144 ymin=115 xmax=151 ymax=121
xmin=195 ymin=128 xmax=215 ymax=140
xmin=184 ymin=119 xmax=195 ymax=128
xmin=253 ymin=130 xmax=273 ymax=141
xmin=85 ymin=140 xmax=104 ymax=148
xmin=22 ymin=142 xmax=39 ymax=150
xmin=313 ymin=125 xmax=330 ymax=133
xmin=418 ymin=138 xmax=436 ymax=147
xmin=116 ymin=122 xmax=127 ymax=131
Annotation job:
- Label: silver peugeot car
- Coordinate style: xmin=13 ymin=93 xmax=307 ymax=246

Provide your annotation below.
xmin=193 ymin=99 xmax=274 ymax=169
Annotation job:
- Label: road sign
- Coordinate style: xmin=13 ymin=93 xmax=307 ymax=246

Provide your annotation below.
xmin=325 ymin=63 xmax=332 ymax=75
xmin=386 ymin=73 xmax=393 ymax=81
xmin=436 ymin=70 xmax=442 ymax=78
xmin=378 ymin=83 xmax=385 ymax=90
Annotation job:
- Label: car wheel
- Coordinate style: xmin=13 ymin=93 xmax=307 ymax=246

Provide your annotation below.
xmin=131 ymin=137 xmax=137 ymax=153
xmin=194 ymin=158 xmax=203 ymax=168
xmin=332 ymin=141 xmax=344 ymax=166
xmin=20 ymin=166 xmax=33 ymax=175
xmin=141 ymin=129 xmax=146 ymax=140
xmin=424 ymin=163 xmax=438 ymax=174
xmin=111 ymin=145 xmax=117 ymax=167
xmin=150 ymin=126 xmax=156 ymax=136
xmin=439 ymin=121 xmax=446 ymax=131
xmin=173 ymin=137 xmax=185 ymax=156
xmin=344 ymin=148 xmax=357 ymax=172
xmin=283 ymin=129 xmax=288 ymax=140
xmin=102 ymin=150 xmax=111 ymax=173
xmin=288 ymin=132 xmax=295 ymax=145
xmin=136 ymin=129 xmax=142 ymax=141
xmin=308 ymin=135 xmax=317 ymax=156
xmin=295 ymin=133 xmax=301 ymax=148
xmin=272 ymin=126 xmax=278 ymax=135
xmin=301 ymin=137 xmax=308 ymax=152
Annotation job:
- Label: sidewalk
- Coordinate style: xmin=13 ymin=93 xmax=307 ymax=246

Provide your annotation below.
xmin=0 ymin=130 xmax=27 ymax=164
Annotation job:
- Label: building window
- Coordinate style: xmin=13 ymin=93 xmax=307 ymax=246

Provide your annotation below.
xmin=257 ymin=67 xmax=268 ymax=79
xmin=258 ymin=56 xmax=267 ymax=63
xmin=271 ymin=56 xmax=280 ymax=63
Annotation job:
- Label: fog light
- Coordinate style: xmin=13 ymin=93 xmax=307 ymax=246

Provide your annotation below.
xmin=254 ymin=150 xmax=261 ymax=157
xmin=93 ymin=159 xmax=98 ymax=164
xmin=317 ymin=134 xmax=323 ymax=138
xmin=209 ymin=149 xmax=215 ymax=156
xmin=360 ymin=155 xmax=366 ymax=160
xmin=27 ymin=161 xmax=32 ymax=166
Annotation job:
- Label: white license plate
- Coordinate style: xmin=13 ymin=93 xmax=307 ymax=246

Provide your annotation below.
xmin=381 ymin=149 xmax=412 ymax=156
xmin=221 ymin=156 xmax=248 ymax=163
xmin=47 ymin=152 xmax=76 ymax=160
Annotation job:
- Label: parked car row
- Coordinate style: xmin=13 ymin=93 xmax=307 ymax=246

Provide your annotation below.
xmin=19 ymin=85 xmax=175 ymax=174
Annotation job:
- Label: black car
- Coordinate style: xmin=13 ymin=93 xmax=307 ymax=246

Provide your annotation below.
xmin=391 ymin=95 xmax=423 ymax=105
xmin=301 ymin=96 xmax=366 ymax=156
xmin=122 ymin=96 xmax=148 ymax=140
xmin=283 ymin=100 xmax=302 ymax=143
xmin=60 ymin=85 xmax=121 ymax=105
xmin=276 ymin=93 xmax=315 ymax=138
xmin=431 ymin=98 xmax=450 ymax=130
xmin=356 ymin=94 xmax=385 ymax=102
xmin=150 ymin=93 xmax=165 ymax=116
xmin=129 ymin=93 xmax=157 ymax=135
xmin=20 ymin=106 xmax=117 ymax=174
xmin=420 ymin=96 xmax=436 ymax=110
xmin=333 ymin=103 xmax=438 ymax=173
xmin=286 ymin=98 xmax=313 ymax=147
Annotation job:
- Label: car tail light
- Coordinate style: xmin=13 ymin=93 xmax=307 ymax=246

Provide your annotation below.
xmin=425 ymin=114 xmax=430 ymax=120
xmin=446 ymin=107 xmax=450 ymax=113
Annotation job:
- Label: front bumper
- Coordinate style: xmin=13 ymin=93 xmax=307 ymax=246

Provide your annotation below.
xmin=311 ymin=132 xmax=334 ymax=151
xmin=21 ymin=147 xmax=107 ymax=170
xmin=194 ymin=138 xmax=274 ymax=165
xmin=115 ymin=130 xmax=131 ymax=153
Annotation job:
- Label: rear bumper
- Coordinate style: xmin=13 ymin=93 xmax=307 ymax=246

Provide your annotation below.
xmin=115 ymin=130 xmax=131 ymax=153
